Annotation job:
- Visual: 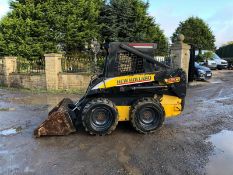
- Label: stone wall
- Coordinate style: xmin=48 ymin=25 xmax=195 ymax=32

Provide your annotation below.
xmin=0 ymin=56 xmax=92 ymax=90
xmin=58 ymin=73 xmax=91 ymax=90
xmin=0 ymin=74 xmax=4 ymax=85
xmin=170 ymin=34 xmax=190 ymax=82
xmin=1 ymin=57 xmax=17 ymax=86
xmin=0 ymin=73 xmax=90 ymax=90
xmin=44 ymin=53 xmax=62 ymax=90
xmin=8 ymin=73 xmax=46 ymax=89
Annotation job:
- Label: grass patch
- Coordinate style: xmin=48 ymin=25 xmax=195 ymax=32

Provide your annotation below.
xmin=0 ymin=108 xmax=15 ymax=111
xmin=0 ymin=108 xmax=10 ymax=111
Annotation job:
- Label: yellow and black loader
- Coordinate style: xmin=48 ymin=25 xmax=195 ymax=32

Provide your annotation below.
xmin=34 ymin=42 xmax=187 ymax=137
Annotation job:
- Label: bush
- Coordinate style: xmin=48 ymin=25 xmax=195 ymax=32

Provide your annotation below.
xmin=216 ymin=44 xmax=233 ymax=58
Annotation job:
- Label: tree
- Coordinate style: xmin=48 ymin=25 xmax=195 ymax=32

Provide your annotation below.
xmin=143 ymin=17 xmax=168 ymax=56
xmin=99 ymin=0 xmax=149 ymax=42
xmin=45 ymin=0 xmax=103 ymax=53
xmin=0 ymin=0 xmax=168 ymax=58
xmin=99 ymin=0 xmax=168 ymax=55
xmin=216 ymin=43 xmax=233 ymax=67
xmin=196 ymin=51 xmax=214 ymax=62
xmin=0 ymin=0 xmax=103 ymax=58
xmin=217 ymin=43 xmax=233 ymax=58
xmin=171 ymin=17 xmax=215 ymax=51
xmin=221 ymin=41 xmax=233 ymax=47
xmin=0 ymin=1 xmax=57 ymax=59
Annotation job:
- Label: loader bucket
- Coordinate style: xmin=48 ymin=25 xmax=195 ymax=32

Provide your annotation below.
xmin=34 ymin=98 xmax=77 ymax=137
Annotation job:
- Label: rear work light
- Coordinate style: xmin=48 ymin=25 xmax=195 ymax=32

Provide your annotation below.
xmin=164 ymin=77 xmax=181 ymax=84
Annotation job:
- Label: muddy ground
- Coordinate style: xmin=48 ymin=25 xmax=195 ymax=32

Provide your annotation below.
xmin=0 ymin=70 xmax=233 ymax=175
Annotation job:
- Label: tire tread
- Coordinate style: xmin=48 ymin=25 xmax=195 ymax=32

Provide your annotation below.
xmin=82 ymin=98 xmax=118 ymax=136
xmin=130 ymin=97 xmax=165 ymax=134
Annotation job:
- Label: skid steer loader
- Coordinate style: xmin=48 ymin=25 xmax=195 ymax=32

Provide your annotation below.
xmin=34 ymin=42 xmax=187 ymax=137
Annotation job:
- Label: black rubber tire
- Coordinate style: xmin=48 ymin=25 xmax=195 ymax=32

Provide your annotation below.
xmin=82 ymin=98 xmax=118 ymax=135
xmin=130 ymin=98 xmax=165 ymax=134
xmin=181 ymin=97 xmax=185 ymax=111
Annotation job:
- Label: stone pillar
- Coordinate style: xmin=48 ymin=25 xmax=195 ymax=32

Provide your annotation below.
xmin=2 ymin=56 xmax=17 ymax=86
xmin=171 ymin=34 xmax=191 ymax=82
xmin=44 ymin=53 xmax=62 ymax=90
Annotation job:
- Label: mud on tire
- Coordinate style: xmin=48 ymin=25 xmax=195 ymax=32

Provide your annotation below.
xmin=130 ymin=98 xmax=165 ymax=134
xmin=82 ymin=98 xmax=118 ymax=135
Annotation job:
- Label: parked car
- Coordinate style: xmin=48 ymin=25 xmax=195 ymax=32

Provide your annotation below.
xmin=199 ymin=60 xmax=217 ymax=70
xmin=194 ymin=62 xmax=212 ymax=81
xmin=212 ymin=53 xmax=228 ymax=69
xmin=196 ymin=51 xmax=228 ymax=69
xmin=224 ymin=57 xmax=233 ymax=70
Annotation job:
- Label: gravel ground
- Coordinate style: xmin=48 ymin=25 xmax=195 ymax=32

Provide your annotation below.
xmin=0 ymin=70 xmax=233 ymax=175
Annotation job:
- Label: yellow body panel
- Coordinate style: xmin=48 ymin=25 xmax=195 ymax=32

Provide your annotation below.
xmin=99 ymin=73 xmax=155 ymax=89
xmin=116 ymin=106 xmax=131 ymax=121
xmin=116 ymin=95 xmax=182 ymax=121
xmin=160 ymin=95 xmax=182 ymax=117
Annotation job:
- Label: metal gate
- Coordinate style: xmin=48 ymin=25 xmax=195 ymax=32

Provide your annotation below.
xmin=188 ymin=45 xmax=196 ymax=82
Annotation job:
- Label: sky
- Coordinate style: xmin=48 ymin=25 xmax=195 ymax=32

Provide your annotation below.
xmin=0 ymin=0 xmax=9 ymax=19
xmin=148 ymin=0 xmax=233 ymax=47
xmin=0 ymin=0 xmax=233 ymax=47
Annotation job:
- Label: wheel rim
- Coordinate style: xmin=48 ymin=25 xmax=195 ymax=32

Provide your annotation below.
xmin=90 ymin=106 xmax=114 ymax=132
xmin=137 ymin=106 xmax=160 ymax=130
xmin=139 ymin=108 xmax=156 ymax=124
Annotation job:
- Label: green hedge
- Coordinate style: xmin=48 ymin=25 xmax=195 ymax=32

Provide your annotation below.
xmin=216 ymin=44 xmax=233 ymax=58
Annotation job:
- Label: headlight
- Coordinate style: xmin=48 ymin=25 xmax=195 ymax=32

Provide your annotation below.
xmin=198 ymin=69 xmax=205 ymax=74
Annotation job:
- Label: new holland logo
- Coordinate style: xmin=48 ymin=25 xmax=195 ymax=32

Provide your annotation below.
xmin=116 ymin=76 xmax=152 ymax=86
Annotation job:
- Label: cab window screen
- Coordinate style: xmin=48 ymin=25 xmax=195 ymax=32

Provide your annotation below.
xmin=115 ymin=52 xmax=145 ymax=76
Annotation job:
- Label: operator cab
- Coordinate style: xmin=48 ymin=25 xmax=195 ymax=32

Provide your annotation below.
xmin=103 ymin=42 xmax=164 ymax=78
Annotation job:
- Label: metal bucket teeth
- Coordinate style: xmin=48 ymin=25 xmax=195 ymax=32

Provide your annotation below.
xmin=34 ymin=98 xmax=77 ymax=137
